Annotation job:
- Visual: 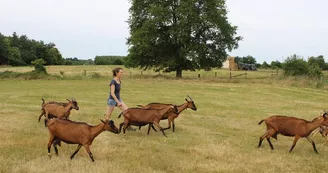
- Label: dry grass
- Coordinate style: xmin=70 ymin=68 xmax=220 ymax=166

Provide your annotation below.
xmin=1 ymin=66 xmax=328 ymax=172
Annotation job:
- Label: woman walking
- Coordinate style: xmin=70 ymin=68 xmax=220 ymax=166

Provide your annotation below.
xmin=104 ymin=67 xmax=128 ymax=120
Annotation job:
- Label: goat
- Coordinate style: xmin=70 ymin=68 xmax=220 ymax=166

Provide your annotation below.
xmin=137 ymin=95 xmax=197 ymax=132
xmin=38 ymin=98 xmax=79 ymax=126
xmin=47 ymin=118 xmax=118 ymax=162
xmin=312 ymin=125 xmax=328 ymax=141
xmin=258 ymin=113 xmax=328 ymax=153
xmin=118 ymin=105 xmax=179 ymax=137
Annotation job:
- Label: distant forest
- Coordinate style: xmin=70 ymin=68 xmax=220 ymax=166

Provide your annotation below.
xmin=0 ymin=32 xmax=125 ymax=66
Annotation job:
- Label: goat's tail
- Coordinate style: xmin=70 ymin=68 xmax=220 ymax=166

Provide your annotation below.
xmin=258 ymin=119 xmax=265 ymax=125
xmin=136 ymin=105 xmax=144 ymax=108
xmin=41 ymin=98 xmax=45 ymax=110
xmin=118 ymin=112 xmax=123 ymax=118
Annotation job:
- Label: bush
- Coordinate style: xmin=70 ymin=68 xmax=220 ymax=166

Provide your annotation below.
xmin=31 ymin=59 xmax=47 ymax=74
xmin=308 ymin=64 xmax=323 ymax=79
xmin=282 ymin=55 xmax=308 ymax=76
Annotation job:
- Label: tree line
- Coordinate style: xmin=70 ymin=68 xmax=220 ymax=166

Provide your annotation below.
xmin=0 ymin=32 xmax=64 ymax=66
xmin=0 ymin=32 xmax=125 ymax=66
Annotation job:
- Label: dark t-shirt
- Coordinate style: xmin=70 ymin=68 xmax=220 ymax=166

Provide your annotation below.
xmin=109 ymin=79 xmax=121 ymax=100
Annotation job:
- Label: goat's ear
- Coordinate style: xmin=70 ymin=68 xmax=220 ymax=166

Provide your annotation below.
xmin=185 ymin=98 xmax=188 ymax=102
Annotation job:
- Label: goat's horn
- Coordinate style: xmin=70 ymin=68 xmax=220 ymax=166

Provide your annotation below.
xmin=187 ymin=95 xmax=193 ymax=101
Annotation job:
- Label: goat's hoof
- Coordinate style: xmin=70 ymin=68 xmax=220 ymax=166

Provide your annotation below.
xmin=48 ymin=153 xmax=51 ymax=158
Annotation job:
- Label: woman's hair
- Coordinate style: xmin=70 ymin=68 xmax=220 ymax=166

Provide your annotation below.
xmin=112 ymin=67 xmax=123 ymax=77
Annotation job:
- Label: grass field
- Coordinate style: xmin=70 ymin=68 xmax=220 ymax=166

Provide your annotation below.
xmin=1 ymin=66 xmax=328 ymax=173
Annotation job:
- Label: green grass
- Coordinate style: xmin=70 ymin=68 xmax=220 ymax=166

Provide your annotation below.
xmin=1 ymin=66 xmax=328 ymax=173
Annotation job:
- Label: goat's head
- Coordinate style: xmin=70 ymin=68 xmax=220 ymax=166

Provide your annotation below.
xmin=67 ymin=98 xmax=79 ymax=110
xmin=101 ymin=119 xmax=119 ymax=134
xmin=185 ymin=95 xmax=197 ymax=111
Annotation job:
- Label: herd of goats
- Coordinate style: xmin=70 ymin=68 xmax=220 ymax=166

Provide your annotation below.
xmin=38 ymin=96 xmax=197 ymax=162
xmin=38 ymin=96 xmax=328 ymax=162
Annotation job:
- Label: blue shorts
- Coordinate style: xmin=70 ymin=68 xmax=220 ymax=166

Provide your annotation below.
xmin=107 ymin=98 xmax=122 ymax=107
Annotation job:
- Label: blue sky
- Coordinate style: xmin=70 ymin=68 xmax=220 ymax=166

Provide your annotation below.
xmin=1 ymin=0 xmax=327 ymax=63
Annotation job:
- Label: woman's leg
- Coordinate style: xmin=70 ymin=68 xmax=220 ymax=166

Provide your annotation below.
xmin=118 ymin=102 xmax=128 ymax=112
xmin=104 ymin=106 xmax=115 ymax=120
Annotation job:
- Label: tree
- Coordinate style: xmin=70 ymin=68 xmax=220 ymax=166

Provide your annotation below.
xmin=0 ymin=32 xmax=64 ymax=66
xmin=242 ymin=55 xmax=256 ymax=64
xmin=261 ymin=61 xmax=270 ymax=69
xmin=270 ymin=60 xmax=281 ymax=69
xmin=8 ymin=46 xmax=25 ymax=66
xmin=94 ymin=56 xmax=124 ymax=65
xmin=126 ymin=0 xmax=242 ymax=77
xmin=31 ymin=58 xmax=47 ymax=73
xmin=0 ymin=33 xmax=9 ymax=65
xmin=308 ymin=55 xmax=326 ymax=70
xmin=282 ymin=54 xmax=308 ymax=76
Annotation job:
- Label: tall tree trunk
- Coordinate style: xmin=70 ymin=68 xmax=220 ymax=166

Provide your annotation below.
xmin=176 ymin=67 xmax=182 ymax=78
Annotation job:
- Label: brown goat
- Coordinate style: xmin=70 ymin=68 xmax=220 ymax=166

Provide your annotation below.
xmin=312 ymin=124 xmax=328 ymax=141
xmin=47 ymin=118 xmax=118 ymax=162
xmin=258 ymin=113 xmax=328 ymax=153
xmin=118 ymin=105 xmax=179 ymax=137
xmin=137 ymin=95 xmax=197 ymax=132
xmin=38 ymin=98 xmax=79 ymax=126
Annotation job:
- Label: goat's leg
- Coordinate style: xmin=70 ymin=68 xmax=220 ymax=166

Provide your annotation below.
xmin=38 ymin=112 xmax=44 ymax=122
xmin=163 ymin=118 xmax=172 ymax=131
xmin=70 ymin=144 xmax=82 ymax=160
xmin=289 ymin=135 xmax=300 ymax=153
xmin=312 ymin=128 xmax=320 ymax=138
xmin=267 ymin=138 xmax=274 ymax=150
xmin=123 ymin=124 xmax=128 ymax=136
xmin=139 ymin=126 xmax=142 ymax=130
xmin=258 ymin=132 xmax=267 ymax=148
xmin=172 ymin=119 xmax=176 ymax=132
xmin=119 ymin=122 xmax=124 ymax=134
xmin=153 ymin=121 xmax=167 ymax=137
xmin=47 ymin=134 xmax=55 ymax=158
xmin=151 ymin=124 xmax=158 ymax=132
xmin=83 ymin=145 xmax=94 ymax=162
xmin=52 ymin=138 xmax=59 ymax=156
xmin=147 ymin=123 xmax=152 ymax=135
xmin=306 ymin=137 xmax=319 ymax=154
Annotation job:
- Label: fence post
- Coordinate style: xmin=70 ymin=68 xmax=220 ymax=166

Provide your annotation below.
xmin=215 ymin=72 xmax=217 ymax=77
xmin=230 ymin=72 xmax=232 ymax=79
xmin=141 ymin=71 xmax=143 ymax=76
xmin=245 ymin=73 xmax=247 ymax=79
xmin=198 ymin=74 xmax=200 ymax=79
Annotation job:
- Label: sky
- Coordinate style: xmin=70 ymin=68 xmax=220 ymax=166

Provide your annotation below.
xmin=1 ymin=0 xmax=327 ymax=63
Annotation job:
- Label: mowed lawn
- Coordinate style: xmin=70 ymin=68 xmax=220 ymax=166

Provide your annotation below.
xmin=1 ymin=72 xmax=328 ymax=172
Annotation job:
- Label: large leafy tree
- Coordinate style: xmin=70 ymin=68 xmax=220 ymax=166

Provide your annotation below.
xmin=0 ymin=32 xmax=64 ymax=66
xmin=308 ymin=55 xmax=326 ymax=70
xmin=126 ymin=0 xmax=242 ymax=77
